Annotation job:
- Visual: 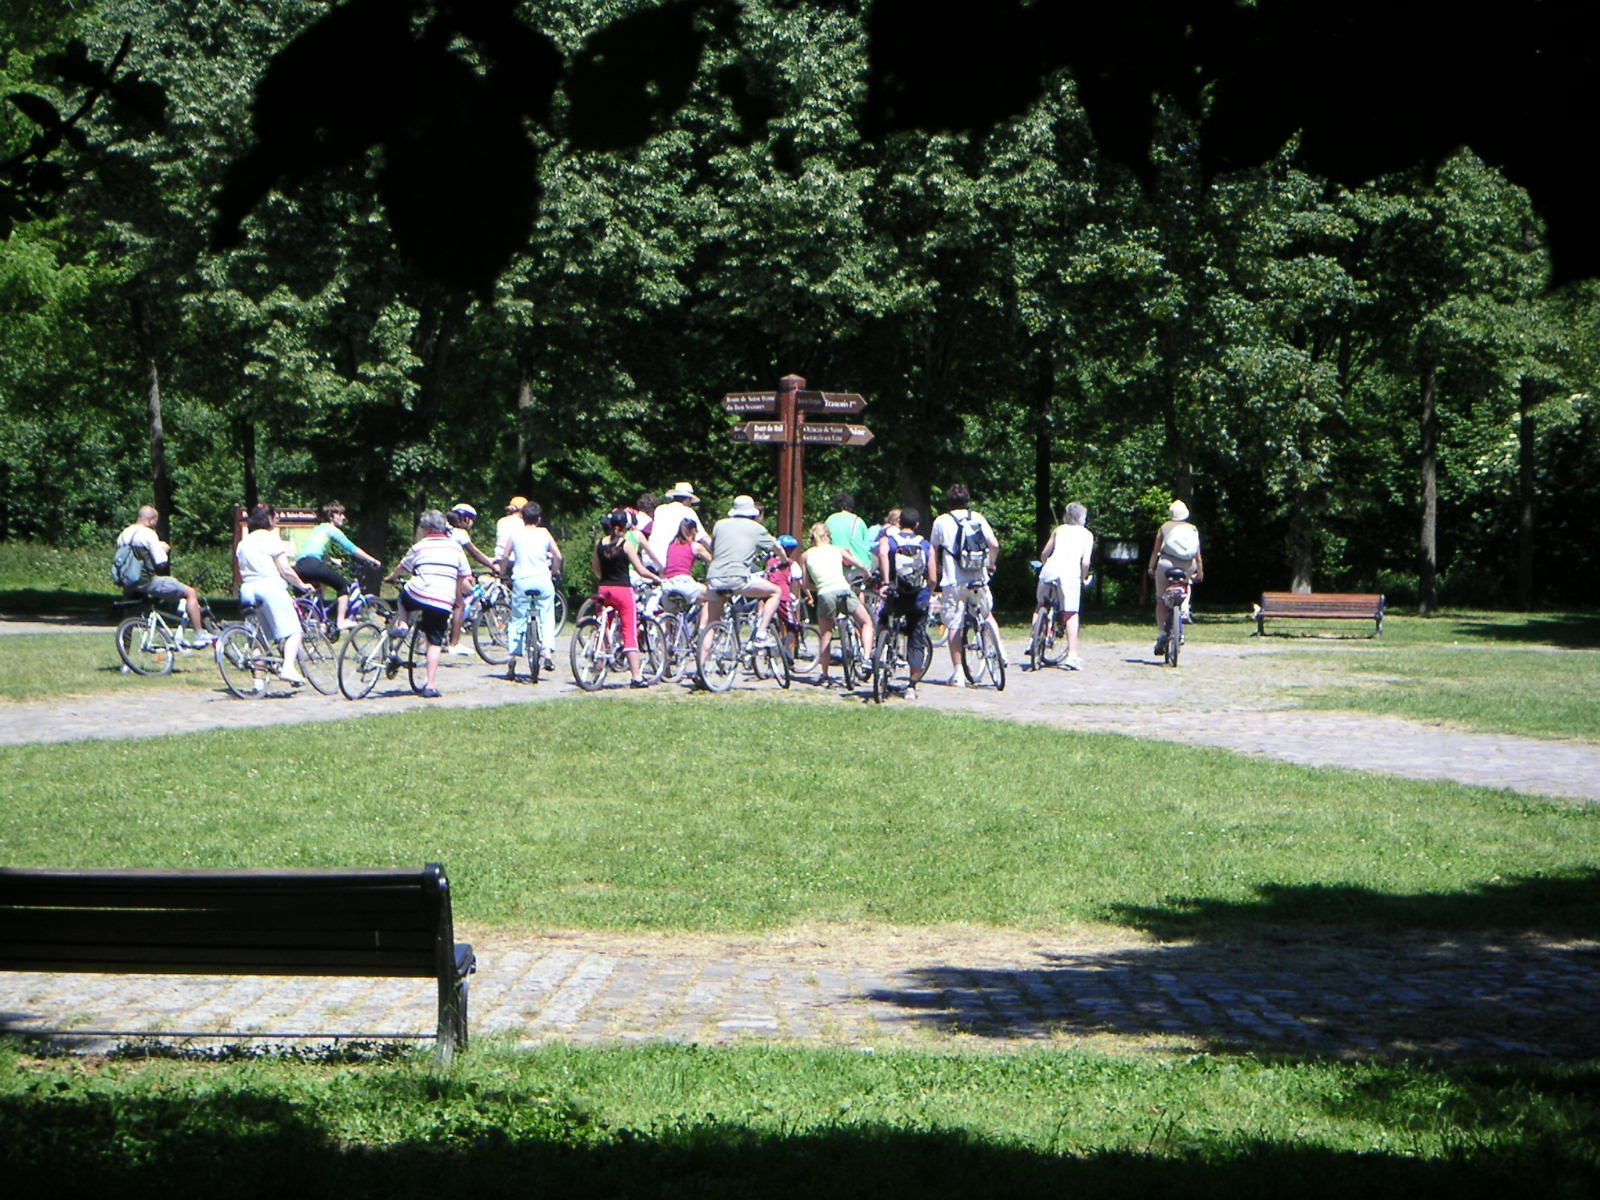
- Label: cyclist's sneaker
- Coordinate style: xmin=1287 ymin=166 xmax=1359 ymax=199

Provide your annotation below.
xmin=749 ymin=631 xmax=777 ymax=648
xmin=420 ymin=686 xmax=443 ymax=698
xmin=1153 ymin=634 xmax=1169 ymax=656
xmin=904 ymin=684 xmax=917 ymax=701
xmin=629 ymin=678 xmax=649 ymax=689
xmin=950 ymin=674 xmax=967 ymax=689
xmin=448 ymin=644 xmax=473 ymax=658
xmin=1064 ymin=654 xmax=1082 ymax=671
xmin=251 ymin=678 xmax=267 ymax=696
xmin=541 ymin=653 xmax=555 ymax=672
xmin=281 ymin=674 xmax=306 ymax=689
xmin=185 ymin=632 xmax=216 ymax=649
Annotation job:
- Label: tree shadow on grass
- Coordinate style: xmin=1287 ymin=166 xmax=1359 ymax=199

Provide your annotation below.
xmin=1446 ymin=615 xmax=1600 ymax=650
xmin=2 ymin=1075 xmax=1595 ymax=1199
xmin=864 ymin=873 xmax=1600 ymax=1059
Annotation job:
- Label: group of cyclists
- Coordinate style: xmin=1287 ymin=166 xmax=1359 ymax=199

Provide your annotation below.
xmin=114 ymin=483 xmax=1205 ymax=699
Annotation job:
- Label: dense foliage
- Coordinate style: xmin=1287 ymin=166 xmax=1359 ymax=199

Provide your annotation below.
xmin=1 ymin=0 xmax=1595 ymax=608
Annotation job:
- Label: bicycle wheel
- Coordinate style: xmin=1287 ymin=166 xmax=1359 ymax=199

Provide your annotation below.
xmin=850 ymin=621 xmax=875 ymax=689
xmin=981 ymin=622 xmax=1006 ymax=691
xmin=570 ymin=617 xmax=609 ymax=691
xmin=665 ymin=614 xmax=697 ymax=679
xmin=1039 ymin=607 xmax=1068 ymax=667
xmin=871 ymin=626 xmax=897 ymax=703
xmin=637 ymin=615 xmax=667 ymax=685
xmin=928 ymin=596 xmax=950 ymax=647
xmin=790 ymin=622 xmax=822 ymax=680
xmin=299 ymin=625 xmax=339 ymax=695
xmin=552 ymin=589 xmax=569 ymax=639
xmin=762 ymin=632 xmax=791 ymax=689
xmin=116 ymin=616 xmax=175 ymax=677
xmin=1166 ymin=605 xmax=1182 ymax=667
xmin=406 ymin=625 xmax=430 ymax=693
xmin=574 ymin=595 xmax=598 ymax=625
xmin=215 ymin=624 xmax=267 ymax=698
xmin=697 ymin=621 xmax=739 ymax=693
xmin=1026 ymin=613 xmax=1045 ymax=673
xmin=526 ymin=610 xmax=543 ymax=684
xmin=472 ymin=596 xmax=512 ymax=665
xmin=337 ymin=621 xmax=386 ymax=699
xmin=961 ymin=620 xmax=989 ymax=684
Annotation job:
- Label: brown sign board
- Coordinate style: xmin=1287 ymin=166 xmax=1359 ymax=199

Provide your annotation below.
xmin=722 ymin=392 xmax=778 ymax=413
xmin=794 ymin=391 xmax=867 ymax=414
xmin=798 ymin=422 xmax=874 ymax=446
xmin=729 ymin=421 xmax=790 ymax=443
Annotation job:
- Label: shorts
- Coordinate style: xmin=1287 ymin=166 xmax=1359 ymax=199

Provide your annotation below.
xmin=240 ymin=580 xmax=298 ymax=642
xmin=662 ymin=575 xmax=706 ymax=607
xmin=816 ymin=588 xmax=862 ymax=624
xmin=144 ymin=575 xmax=189 ymax=601
xmin=400 ymin=590 xmax=452 ymax=646
xmin=943 ymin=581 xmax=992 ymax=634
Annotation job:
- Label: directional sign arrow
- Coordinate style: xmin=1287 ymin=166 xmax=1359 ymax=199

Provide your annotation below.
xmin=722 ymin=392 xmax=778 ymax=414
xmin=798 ymin=422 xmax=874 ymax=446
xmin=729 ymin=421 xmax=789 ymax=443
xmin=794 ymin=391 xmax=867 ymax=414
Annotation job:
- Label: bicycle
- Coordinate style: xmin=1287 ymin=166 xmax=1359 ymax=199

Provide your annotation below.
xmin=1026 ymin=561 xmax=1070 ymax=672
xmin=507 ymin=586 xmax=552 ymax=684
xmin=1157 ymin=566 xmax=1194 ymax=668
xmin=951 ymin=580 xmax=1006 ymax=691
xmin=214 ymin=605 xmax=337 ymax=698
xmin=336 ymin=609 xmax=430 ymax=699
xmin=696 ymin=587 xmax=790 ymax=693
xmin=653 ymin=590 xmax=704 ymax=682
xmin=570 ymin=599 xmax=666 ymax=690
xmin=292 ymin=575 xmax=391 ymax=641
xmin=870 ymin=591 xmax=918 ymax=703
xmin=114 ymin=585 xmax=222 ymax=677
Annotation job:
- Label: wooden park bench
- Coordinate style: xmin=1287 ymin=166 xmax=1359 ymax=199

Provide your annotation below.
xmin=1254 ymin=591 xmax=1386 ymax=637
xmin=0 ymin=863 xmax=475 ymax=1063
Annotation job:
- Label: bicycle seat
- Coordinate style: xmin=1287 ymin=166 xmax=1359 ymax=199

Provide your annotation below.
xmin=1164 ymin=567 xmax=1190 ymax=583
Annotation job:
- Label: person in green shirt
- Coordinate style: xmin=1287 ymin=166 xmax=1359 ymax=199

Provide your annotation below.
xmin=295 ymin=502 xmax=382 ymax=630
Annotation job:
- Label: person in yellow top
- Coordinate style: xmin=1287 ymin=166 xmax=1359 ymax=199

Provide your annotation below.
xmin=798 ymin=523 xmax=874 ymax=688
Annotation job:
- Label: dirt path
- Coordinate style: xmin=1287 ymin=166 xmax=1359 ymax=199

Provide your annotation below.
xmin=4 ymin=626 xmax=1597 ymax=802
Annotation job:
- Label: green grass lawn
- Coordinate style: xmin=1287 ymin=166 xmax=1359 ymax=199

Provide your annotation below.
xmin=0 ymin=631 xmax=225 ymax=701
xmin=3 ymin=1043 xmax=1595 ymax=1197
xmin=4 ymin=700 xmax=1595 ymax=937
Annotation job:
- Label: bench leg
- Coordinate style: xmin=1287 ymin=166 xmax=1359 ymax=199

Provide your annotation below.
xmin=436 ymin=973 xmax=469 ymax=1066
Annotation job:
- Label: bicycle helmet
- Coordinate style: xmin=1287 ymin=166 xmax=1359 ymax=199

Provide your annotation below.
xmin=778 ymin=534 xmax=799 ymax=551
xmin=450 ymin=503 xmax=477 ymax=519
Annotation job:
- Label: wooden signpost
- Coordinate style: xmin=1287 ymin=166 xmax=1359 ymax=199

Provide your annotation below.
xmin=722 ymin=374 xmax=872 ymax=538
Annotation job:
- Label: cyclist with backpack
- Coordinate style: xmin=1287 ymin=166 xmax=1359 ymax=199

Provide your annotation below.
xmin=1147 ymin=500 xmax=1204 ymax=657
xmin=113 ymin=505 xmax=212 ymax=647
xmin=875 ymin=507 xmax=935 ymax=698
xmin=930 ymin=483 xmax=1001 ymax=687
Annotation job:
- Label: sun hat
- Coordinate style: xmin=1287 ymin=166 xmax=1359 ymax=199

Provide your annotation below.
xmin=506 ymin=496 xmax=530 ymax=513
xmin=728 ymin=495 xmax=760 ymax=518
xmin=1169 ymin=500 xmax=1190 ymax=521
xmin=666 ymin=481 xmax=700 ymax=504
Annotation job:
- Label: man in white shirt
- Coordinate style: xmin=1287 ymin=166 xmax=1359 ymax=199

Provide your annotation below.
xmin=646 ymin=481 xmax=704 ymax=567
xmin=930 ymin=483 xmax=1002 ymax=686
xmin=116 ymin=505 xmax=211 ymax=645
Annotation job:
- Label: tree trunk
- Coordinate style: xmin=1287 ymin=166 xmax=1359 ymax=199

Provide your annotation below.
xmin=1517 ymin=375 xmax=1536 ymax=611
xmin=514 ymin=370 xmax=537 ymax=496
xmin=239 ymin=418 xmax=259 ymax=511
xmin=1418 ymin=361 xmax=1439 ymax=616
xmin=1288 ymin=509 xmax=1314 ymax=593
xmin=1032 ymin=351 xmax=1054 ymax=545
xmin=131 ymin=295 xmax=174 ymax=541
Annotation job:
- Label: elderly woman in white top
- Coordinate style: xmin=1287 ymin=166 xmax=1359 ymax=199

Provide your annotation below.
xmin=235 ymin=503 xmax=312 ymax=688
xmin=1035 ymin=501 xmax=1095 ymax=670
